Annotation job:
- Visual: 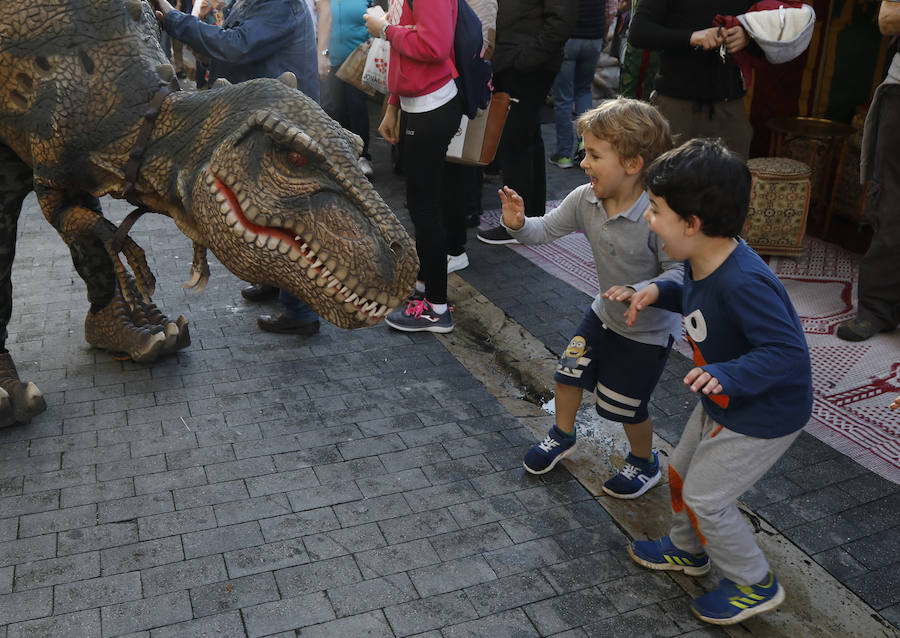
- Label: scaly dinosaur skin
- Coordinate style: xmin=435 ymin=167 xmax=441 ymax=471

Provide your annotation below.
xmin=0 ymin=0 xmax=419 ymax=427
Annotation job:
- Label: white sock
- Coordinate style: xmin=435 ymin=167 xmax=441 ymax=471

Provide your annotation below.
xmin=430 ymin=302 xmax=448 ymax=314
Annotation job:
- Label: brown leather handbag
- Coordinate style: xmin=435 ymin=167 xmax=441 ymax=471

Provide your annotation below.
xmin=445 ymin=92 xmax=511 ymax=166
xmin=336 ymin=40 xmax=376 ymax=96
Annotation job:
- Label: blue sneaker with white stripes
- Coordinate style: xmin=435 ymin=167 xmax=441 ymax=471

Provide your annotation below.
xmin=691 ymin=572 xmax=785 ymax=625
xmin=628 ymin=535 xmax=710 ymax=576
xmin=602 ymin=451 xmax=661 ymax=499
xmin=522 ymin=425 xmax=576 ymax=474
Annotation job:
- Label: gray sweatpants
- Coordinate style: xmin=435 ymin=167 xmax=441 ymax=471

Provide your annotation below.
xmin=668 ymin=403 xmax=800 ymax=585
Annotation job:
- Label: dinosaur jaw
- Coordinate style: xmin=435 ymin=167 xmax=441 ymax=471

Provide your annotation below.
xmin=205 ymin=170 xmax=397 ymax=325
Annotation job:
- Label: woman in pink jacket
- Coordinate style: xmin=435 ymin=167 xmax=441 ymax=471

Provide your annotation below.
xmin=365 ymin=0 xmax=461 ymax=333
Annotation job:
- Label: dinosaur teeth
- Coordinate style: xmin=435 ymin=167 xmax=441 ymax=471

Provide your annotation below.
xmin=254 ymin=235 xmax=267 ymax=248
xmin=224 ymin=211 xmax=238 ymax=227
xmin=215 ymin=191 xmax=226 ymax=203
xmin=344 ymin=293 xmax=358 ymax=303
xmin=278 ymin=241 xmax=291 ymax=255
xmin=242 ymin=229 xmax=257 ymax=243
xmin=294 ymin=235 xmax=301 ymax=242
xmin=265 ymin=236 xmax=280 ymax=250
xmin=205 ymin=172 xmax=214 ymax=185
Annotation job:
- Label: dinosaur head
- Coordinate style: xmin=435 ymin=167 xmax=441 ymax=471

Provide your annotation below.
xmin=186 ymin=82 xmax=418 ymax=329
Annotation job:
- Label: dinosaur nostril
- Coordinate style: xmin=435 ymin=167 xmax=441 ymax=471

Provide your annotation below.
xmin=389 ymin=241 xmax=404 ymax=256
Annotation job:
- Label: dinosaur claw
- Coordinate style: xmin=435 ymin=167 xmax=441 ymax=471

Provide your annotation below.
xmin=162 ymin=322 xmax=179 ymax=352
xmin=175 ymin=316 xmax=191 ymax=350
xmin=0 ymin=354 xmax=47 ymax=428
xmin=24 ymin=382 xmax=46 ymax=417
xmin=131 ymin=331 xmax=166 ymax=362
xmin=0 ymin=388 xmax=11 ymax=429
xmin=181 ymin=270 xmax=202 ymax=289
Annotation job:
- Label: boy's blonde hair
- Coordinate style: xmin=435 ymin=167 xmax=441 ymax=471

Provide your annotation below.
xmin=576 ymin=97 xmax=673 ymax=170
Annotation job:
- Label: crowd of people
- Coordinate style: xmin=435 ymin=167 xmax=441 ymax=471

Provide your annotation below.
xmin=152 ymin=0 xmax=898 ymax=627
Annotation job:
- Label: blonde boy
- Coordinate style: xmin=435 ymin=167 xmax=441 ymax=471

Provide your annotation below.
xmin=502 ymin=97 xmax=681 ymax=498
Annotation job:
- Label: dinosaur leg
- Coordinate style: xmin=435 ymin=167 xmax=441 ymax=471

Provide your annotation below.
xmin=0 ymin=145 xmax=46 ymax=427
xmin=34 ymin=185 xmax=187 ymax=362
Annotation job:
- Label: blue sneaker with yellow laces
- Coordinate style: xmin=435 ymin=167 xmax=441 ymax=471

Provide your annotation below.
xmin=628 ymin=535 xmax=710 ymax=576
xmin=691 ymin=571 xmax=785 ymax=625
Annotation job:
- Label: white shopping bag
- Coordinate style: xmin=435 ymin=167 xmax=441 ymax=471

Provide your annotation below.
xmin=361 ymin=37 xmax=390 ymax=94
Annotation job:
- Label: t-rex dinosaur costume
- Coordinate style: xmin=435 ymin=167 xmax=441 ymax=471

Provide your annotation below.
xmin=0 ymin=0 xmax=419 ymax=428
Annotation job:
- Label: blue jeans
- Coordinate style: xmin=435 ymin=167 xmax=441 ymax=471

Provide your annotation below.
xmin=552 ymin=38 xmax=604 ymax=159
xmin=279 ymin=290 xmax=319 ymax=323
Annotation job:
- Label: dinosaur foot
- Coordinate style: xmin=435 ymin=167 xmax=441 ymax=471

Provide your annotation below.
xmin=0 ymin=353 xmax=47 ymax=428
xmin=122 ymin=275 xmax=190 ymax=356
xmin=85 ymin=291 xmax=168 ymax=363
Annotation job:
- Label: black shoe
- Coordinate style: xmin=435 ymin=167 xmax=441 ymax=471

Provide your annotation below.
xmin=257 ymin=314 xmax=320 ymax=336
xmin=476 ymin=226 xmax=518 ymax=245
xmin=836 ymin=317 xmax=886 ymax=342
xmin=241 ymin=284 xmax=279 ymax=302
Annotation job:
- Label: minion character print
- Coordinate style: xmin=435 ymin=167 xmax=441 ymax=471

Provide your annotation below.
xmin=557 ymin=335 xmax=592 ymax=379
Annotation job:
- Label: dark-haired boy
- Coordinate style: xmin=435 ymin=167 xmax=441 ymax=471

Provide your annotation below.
xmin=610 ymin=138 xmax=812 ymax=625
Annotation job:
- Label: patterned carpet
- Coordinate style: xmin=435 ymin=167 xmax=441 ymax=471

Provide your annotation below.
xmin=481 ymin=208 xmax=900 ymax=483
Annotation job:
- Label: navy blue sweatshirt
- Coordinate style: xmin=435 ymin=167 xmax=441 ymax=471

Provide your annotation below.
xmin=655 ymin=240 xmax=813 ymax=438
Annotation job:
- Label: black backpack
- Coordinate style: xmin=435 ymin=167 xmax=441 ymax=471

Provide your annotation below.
xmin=452 ymin=0 xmax=492 ymax=119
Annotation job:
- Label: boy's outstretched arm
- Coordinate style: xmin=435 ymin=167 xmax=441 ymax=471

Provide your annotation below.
xmin=891 ymin=395 xmax=900 ymax=411
xmin=499 ymin=186 xmax=525 ymax=230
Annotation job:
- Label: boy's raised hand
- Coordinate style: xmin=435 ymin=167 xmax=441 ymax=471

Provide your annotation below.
xmin=684 ymin=367 xmax=723 ymax=395
xmin=891 ymin=395 xmax=900 ymax=411
xmin=618 ymin=283 xmax=658 ymax=326
xmin=499 ymin=186 xmax=525 ymax=230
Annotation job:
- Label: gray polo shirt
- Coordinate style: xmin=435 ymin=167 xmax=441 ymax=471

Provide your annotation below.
xmin=506 ymin=185 xmax=683 ymax=347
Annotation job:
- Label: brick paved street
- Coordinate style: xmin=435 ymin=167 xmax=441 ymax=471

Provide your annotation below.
xmin=0 ymin=103 xmax=898 ymax=637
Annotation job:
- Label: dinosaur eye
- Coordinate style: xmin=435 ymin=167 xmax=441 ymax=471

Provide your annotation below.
xmin=288 ymin=152 xmax=307 ymax=167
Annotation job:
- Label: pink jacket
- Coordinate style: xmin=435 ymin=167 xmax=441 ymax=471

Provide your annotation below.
xmin=386 ymin=0 xmax=458 ymax=106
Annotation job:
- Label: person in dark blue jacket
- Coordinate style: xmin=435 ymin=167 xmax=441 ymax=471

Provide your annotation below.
xmin=155 ymin=0 xmax=323 ymax=336
xmin=611 ymin=139 xmax=812 ymax=626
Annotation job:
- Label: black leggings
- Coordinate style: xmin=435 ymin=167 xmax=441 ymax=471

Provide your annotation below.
xmin=403 ymin=97 xmax=462 ymax=305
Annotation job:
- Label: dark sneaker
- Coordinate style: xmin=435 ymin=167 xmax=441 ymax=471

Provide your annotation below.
xmin=691 ymin=572 xmax=785 ymax=625
xmin=549 ymin=154 xmax=574 ymax=169
xmin=523 ymin=425 xmax=577 ymax=474
xmin=477 ymin=226 xmax=519 ymax=245
xmin=384 ymin=299 xmax=453 ymax=333
xmin=836 ymin=317 xmax=882 ymax=342
xmin=628 ymin=535 xmax=711 ymax=576
xmin=602 ymin=451 xmax=661 ymax=499
xmin=257 ymin=314 xmax=320 ymax=336
xmin=241 ymin=284 xmax=279 ymax=302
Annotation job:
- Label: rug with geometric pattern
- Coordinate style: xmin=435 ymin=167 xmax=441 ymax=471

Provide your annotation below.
xmin=481 ymin=207 xmax=900 ymax=483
